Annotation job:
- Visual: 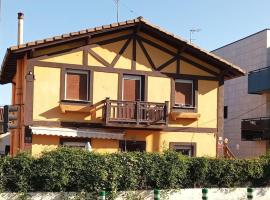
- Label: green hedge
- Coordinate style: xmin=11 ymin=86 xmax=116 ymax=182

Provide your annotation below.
xmin=0 ymin=148 xmax=270 ymax=194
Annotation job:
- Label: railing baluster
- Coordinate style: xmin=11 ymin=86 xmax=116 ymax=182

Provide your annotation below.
xmin=136 ymin=101 xmax=140 ymax=125
xmin=165 ymin=101 xmax=169 ymax=125
xmin=105 ymin=97 xmax=110 ymax=124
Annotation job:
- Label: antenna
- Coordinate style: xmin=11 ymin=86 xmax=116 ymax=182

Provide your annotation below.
xmin=113 ymin=0 xmax=120 ymax=22
xmin=189 ymin=28 xmax=201 ymax=43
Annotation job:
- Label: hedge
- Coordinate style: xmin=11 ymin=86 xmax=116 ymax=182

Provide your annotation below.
xmin=0 ymin=148 xmax=270 ymax=195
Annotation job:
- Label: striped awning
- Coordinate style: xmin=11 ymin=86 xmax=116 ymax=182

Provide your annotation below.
xmin=30 ymin=126 xmax=124 ymax=140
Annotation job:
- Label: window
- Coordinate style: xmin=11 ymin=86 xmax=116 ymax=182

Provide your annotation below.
xmin=119 ymin=140 xmax=146 ymax=152
xmin=122 ymin=75 xmax=143 ymax=101
xmin=170 ymin=142 xmax=195 ymax=157
xmin=65 ymin=70 xmax=89 ymax=101
xmin=224 ymin=106 xmax=228 ymax=119
xmin=60 ymin=138 xmax=90 ymax=149
xmin=174 ymin=79 xmax=194 ymax=108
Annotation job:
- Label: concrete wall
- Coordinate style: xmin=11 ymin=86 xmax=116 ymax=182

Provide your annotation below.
xmin=213 ymin=29 xmax=270 ymax=158
xmin=1 ymin=188 xmax=270 ymax=200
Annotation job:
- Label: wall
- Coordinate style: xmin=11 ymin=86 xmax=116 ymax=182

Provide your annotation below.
xmin=1 ymin=188 xmax=270 ymax=200
xmin=213 ymin=30 xmax=269 ymax=158
xmin=26 ymin=29 xmax=222 ymax=157
xmin=125 ymin=130 xmax=216 ymax=157
xmin=32 ymin=135 xmax=59 ymax=156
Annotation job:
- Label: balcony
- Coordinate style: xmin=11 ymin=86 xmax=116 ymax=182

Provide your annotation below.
xmin=248 ymin=66 xmax=270 ymax=94
xmin=103 ymin=98 xmax=169 ymax=129
xmin=241 ymin=117 xmax=270 ymax=140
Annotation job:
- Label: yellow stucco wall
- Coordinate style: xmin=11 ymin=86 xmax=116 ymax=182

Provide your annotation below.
xmin=32 ymin=135 xmax=59 ymax=156
xmin=91 ymin=138 xmax=119 ymax=153
xmin=41 ymin=51 xmax=83 ymax=65
xmin=147 ymin=76 xmax=171 ymax=103
xmin=31 ymin=131 xmax=216 ymax=157
xmin=33 ymin=66 xmax=92 ymax=121
xmin=93 ymin=71 xmax=118 ymax=103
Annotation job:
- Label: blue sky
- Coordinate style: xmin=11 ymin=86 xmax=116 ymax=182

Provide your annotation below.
xmin=1 ymin=0 xmax=270 ymax=105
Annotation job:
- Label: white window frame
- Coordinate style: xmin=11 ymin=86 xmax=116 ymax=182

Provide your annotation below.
xmin=174 ymin=79 xmax=194 ymax=108
xmin=122 ymin=75 xmax=142 ymax=101
xmin=65 ymin=69 xmax=89 ymax=101
xmin=62 ymin=141 xmax=87 ymax=148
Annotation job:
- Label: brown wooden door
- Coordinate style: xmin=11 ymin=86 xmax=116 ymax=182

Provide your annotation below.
xmin=123 ymin=78 xmax=141 ymax=101
xmin=121 ymin=75 xmax=142 ymax=120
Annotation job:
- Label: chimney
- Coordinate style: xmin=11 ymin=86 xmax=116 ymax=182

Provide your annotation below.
xmin=17 ymin=12 xmax=24 ymax=45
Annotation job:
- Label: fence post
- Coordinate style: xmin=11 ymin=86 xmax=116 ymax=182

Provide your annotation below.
xmin=99 ymin=191 xmax=106 ymax=200
xmin=247 ymin=187 xmax=253 ymax=200
xmin=154 ymin=189 xmax=160 ymax=200
xmin=202 ymin=188 xmax=208 ymax=200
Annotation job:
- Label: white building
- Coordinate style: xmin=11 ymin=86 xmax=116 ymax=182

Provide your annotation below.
xmin=213 ymin=29 xmax=270 ymax=158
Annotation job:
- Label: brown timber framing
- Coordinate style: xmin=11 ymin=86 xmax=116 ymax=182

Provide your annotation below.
xmin=30 ymin=60 xmax=220 ymax=81
xmin=111 ymin=36 xmax=132 ymax=67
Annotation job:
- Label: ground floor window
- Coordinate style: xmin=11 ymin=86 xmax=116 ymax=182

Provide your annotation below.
xmin=169 ymin=142 xmax=196 ymax=157
xmin=119 ymin=140 xmax=146 ymax=152
xmin=60 ymin=138 xmax=91 ymax=149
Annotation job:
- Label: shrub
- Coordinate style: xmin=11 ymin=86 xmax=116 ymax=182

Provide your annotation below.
xmin=0 ymin=147 xmax=270 ymax=195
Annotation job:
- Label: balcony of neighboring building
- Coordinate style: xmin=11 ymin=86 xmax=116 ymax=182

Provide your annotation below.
xmin=248 ymin=66 xmax=270 ymax=94
xmin=241 ymin=116 xmax=270 ymax=140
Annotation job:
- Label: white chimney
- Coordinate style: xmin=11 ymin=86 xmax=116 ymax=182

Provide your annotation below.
xmin=17 ymin=12 xmax=24 ymax=45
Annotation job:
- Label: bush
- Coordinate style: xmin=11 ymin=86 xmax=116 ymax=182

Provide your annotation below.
xmin=0 ymin=147 xmax=269 ymax=195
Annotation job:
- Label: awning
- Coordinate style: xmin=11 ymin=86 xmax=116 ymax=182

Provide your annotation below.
xmin=30 ymin=126 xmax=124 ymax=140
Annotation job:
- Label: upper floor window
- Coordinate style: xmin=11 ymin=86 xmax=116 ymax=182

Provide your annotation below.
xmin=174 ymin=79 xmax=194 ymax=108
xmin=122 ymin=75 xmax=143 ymax=101
xmin=65 ymin=69 xmax=89 ymax=101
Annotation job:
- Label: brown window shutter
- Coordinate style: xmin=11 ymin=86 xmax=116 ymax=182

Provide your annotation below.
xmin=66 ymin=72 xmax=88 ymax=100
xmin=175 ymin=81 xmax=193 ymax=106
xmin=123 ymin=79 xmax=140 ymax=101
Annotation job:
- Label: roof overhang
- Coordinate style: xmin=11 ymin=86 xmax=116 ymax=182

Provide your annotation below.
xmin=0 ymin=17 xmax=245 ymax=84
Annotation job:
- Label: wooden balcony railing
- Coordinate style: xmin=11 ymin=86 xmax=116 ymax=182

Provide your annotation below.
xmin=0 ymin=106 xmax=4 ymax=134
xmin=103 ymin=98 xmax=169 ymax=128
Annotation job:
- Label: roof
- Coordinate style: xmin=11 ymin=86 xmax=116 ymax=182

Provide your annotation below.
xmin=0 ymin=17 xmax=245 ymax=84
xmin=212 ymin=29 xmax=270 ymax=52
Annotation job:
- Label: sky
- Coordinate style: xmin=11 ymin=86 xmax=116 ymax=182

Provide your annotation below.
xmin=1 ymin=0 xmax=270 ymax=105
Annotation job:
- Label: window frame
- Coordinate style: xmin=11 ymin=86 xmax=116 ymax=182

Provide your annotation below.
xmin=169 ymin=142 xmax=196 ymax=157
xmin=122 ymin=74 xmax=143 ymax=101
xmin=174 ymin=79 xmax=195 ymax=109
xmin=64 ymin=69 xmax=90 ymax=102
xmin=60 ymin=137 xmax=90 ymax=149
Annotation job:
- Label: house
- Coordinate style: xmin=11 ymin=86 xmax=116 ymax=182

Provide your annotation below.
xmin=213 ymin=29 xmax=270 ymax=158
xmin=0 ymin=16 xmax=244 ymax=157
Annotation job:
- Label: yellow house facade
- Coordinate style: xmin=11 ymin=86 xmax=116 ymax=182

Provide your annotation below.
xmin=0 ymin=17 xmax=244 ymax=157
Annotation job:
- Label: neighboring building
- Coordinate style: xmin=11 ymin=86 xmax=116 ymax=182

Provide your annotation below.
xmin=0 ymin=108 xmax=10 ymax=156
xmin=213 ymin=29 xmax=270 ymax=158
xmin=0 ymin=17 xmax=244 ymax=157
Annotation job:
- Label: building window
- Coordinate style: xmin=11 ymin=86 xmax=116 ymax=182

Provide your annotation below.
xmin=60 ymin=138 xmax=90 ymax=149
xmin=65 ymin=69 xmax=89 ymax=101
xmin=119 ymin=140 xmax=146 ymax=152
xmin=122 ymin=75 xmax=143 ymax=101
xmin=169 ymin=142 xmax=196 ymax=157
xmin=174 ymin=79 xmax=194 ymax=108
xmin=224 ymin=106 xmax=228 ymax=119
